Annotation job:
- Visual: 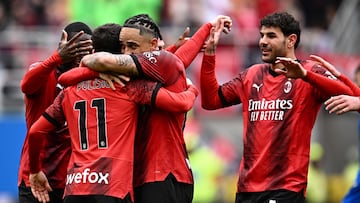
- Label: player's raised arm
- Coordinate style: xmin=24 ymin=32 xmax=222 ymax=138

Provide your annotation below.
xmin=275 ymin=57 xmax=353 ymax=97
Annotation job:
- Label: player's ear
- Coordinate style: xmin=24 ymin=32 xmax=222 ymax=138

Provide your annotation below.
xmin=151 ymin=38 xmax=158 ymax=50
xmin=287 ymin=34 xmax=297 ymax=49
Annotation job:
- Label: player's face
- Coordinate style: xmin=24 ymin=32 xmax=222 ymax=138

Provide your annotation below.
xmin=259 ymin=26 xmax=288 ymax=63
xmin=119 ymin=27 xmax=157 ymax=55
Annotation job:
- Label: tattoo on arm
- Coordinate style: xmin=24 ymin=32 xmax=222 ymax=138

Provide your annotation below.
xmin=114 ymin=55 xmax=138 ymax=76
xmin=115 ymin=55 xmax=132 ymax=67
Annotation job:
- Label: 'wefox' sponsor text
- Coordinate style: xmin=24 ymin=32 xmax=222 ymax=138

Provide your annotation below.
xmin=66 ymin=168 xmax=109 ymax=185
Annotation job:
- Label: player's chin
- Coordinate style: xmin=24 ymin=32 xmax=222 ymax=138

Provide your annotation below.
xmin=261 ymin=55 xmax=274 ymax=63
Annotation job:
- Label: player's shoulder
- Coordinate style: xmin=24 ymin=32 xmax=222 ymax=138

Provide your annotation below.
xmin=28 ymin=61 xmax=43 ymax=71
xmin=300 ymin=59 xmax=322 ymax=70
xmin=301 ymin=59 xmax=334 ymax=77
xmin=137 ymin=50 xmax=177 ymax=62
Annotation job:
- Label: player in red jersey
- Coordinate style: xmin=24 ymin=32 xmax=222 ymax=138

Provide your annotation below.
xmin=305 ymin=56 xmax=360 ymax=203
xmin=315 ymin=57 xmax=360 ymax=114
xmin=200 ymin=12 xmax=354 ymax=203
xmin=321 ymin=62 xmax=360 ymax=203
xmin=76 ymin=14 xmax=231 ymax=203
xmin=18 ymin=22 xmax=93 ymax=203
xmin=28 ymin=22 xmax=199 ymax=203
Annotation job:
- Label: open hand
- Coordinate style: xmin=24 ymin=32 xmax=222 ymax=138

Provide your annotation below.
xmin=325 ymin=95 xmax=360 ymax=114
xmin=58 ymin=30 xmax=93 ymax=64
xmin=30 ymin=171 xmax=52 ymax=203
xmin=274 ymin=57 xmax=307 ymax=79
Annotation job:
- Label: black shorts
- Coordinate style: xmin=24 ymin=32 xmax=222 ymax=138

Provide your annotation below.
xmin=235 ymin=189 xmax=305 ymax=203
xmin=64 ymin=194 xmax=132 ymax=203
xmin=134 ymin=173 xmax=193 ymax=203
xmin=18 ymin=180 xmax=64 ymax=203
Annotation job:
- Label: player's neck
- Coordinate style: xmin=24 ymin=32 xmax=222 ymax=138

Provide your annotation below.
xmin=271 ymin=52 xmax=297 ymax=70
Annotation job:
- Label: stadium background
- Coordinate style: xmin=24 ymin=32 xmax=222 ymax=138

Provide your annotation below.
xmin=0 ymin=0 xmax=359 ymax=202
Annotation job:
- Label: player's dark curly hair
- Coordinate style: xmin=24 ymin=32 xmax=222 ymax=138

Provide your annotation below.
xmin=92 ymin=23 xmax=122 ymax=54
xmin=123 ymin=14 xmax=163 ymax=40
xmin=260 ymin=12 xmax=301 ymax=49
xmin=64 ymin=21 xmax=92 ymax=40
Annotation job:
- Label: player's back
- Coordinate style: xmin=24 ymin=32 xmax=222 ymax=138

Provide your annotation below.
xmin=61 ymin=78 xmax=138 ymax=199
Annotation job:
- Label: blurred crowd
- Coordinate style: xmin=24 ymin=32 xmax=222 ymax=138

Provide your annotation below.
xmin=0 ymin=0 xmax=359 ymax=203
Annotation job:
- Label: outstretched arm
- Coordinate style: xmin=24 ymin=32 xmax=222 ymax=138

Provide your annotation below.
xmin=81 ymin=50 xmax=181 ymax=86
xmin=165 ymin=27 xmax=190 ymax=53
xmin=274 ymin=57 xmax=353 ymax=96
xmin=80 ymin=52 xmax=139 ymax=76
xmin=309 ymin=55 xmax=360 ymax=114
xmin=125 ymin=79 xmax=198 ymax=112
xmin=155 ymin=83 xmax=198 ymax=112
xmin=310 ymin=55 xmax=360 ymax=95
xmin=28 ymin=116 xmax=57 ymax=203
xmin=58 ymin=67 xmax=130 ymax=90
xmin=58 ymin=67 xmax=99 ymax=87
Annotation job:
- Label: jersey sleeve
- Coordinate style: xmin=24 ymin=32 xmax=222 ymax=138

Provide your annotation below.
xmin=200 ymin=55 xmax=224 ymax=110
xmin=175 ymin=23 xmax=212 ymax=68
xmin=130 ymin=50 xmax=182 ymax=86
xmin=338 ymin=74 xmax=360 ymax=95
xmin=165 ymin=44 xmax=177 ymax=53
xmin=43 ymin=90 xmax=67 ymax=127
xmin=20 ymin=51 xmax=62 ymax=95
xmin=155 ymin=84 xmax=198 ymax=112
xmin=302 ymin=62 xmax=354 ymax=100
xmin=28 ymin=116 xmax=58 ymax=173
xmin=58 ymin=67 xmax=99 ymax=87
xmin=124 ymin=79 xmax=198 ymax=112
xmin=200 ymin=55 xmax=241 ymax=110
xmin=28 ymin=91 xmax=66 ymax=173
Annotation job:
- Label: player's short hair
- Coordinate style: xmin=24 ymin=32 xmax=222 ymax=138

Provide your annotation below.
xmin=260 ymin=12 xmax=301 ymax=49
xmin=64 ymin=22 xmax=93 ymax=40
xmin=92 ymin=23 xmax=122 ymax=54
xmin=123 ymin=13 xmax=162 ymax=40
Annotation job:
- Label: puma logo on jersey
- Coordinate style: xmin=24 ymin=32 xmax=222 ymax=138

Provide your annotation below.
xmin=252 ymin=83 xmax=263 ymax=92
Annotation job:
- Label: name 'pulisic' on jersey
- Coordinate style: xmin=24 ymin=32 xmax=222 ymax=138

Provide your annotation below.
xmin=248 ymin=98 xmax=293 ymax=121
xmin=77 ymin=78 xmax=111 ymax=91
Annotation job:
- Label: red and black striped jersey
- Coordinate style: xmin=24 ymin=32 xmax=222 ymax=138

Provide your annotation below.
xmin=201 ymin=55 xmax=353 ymax=194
